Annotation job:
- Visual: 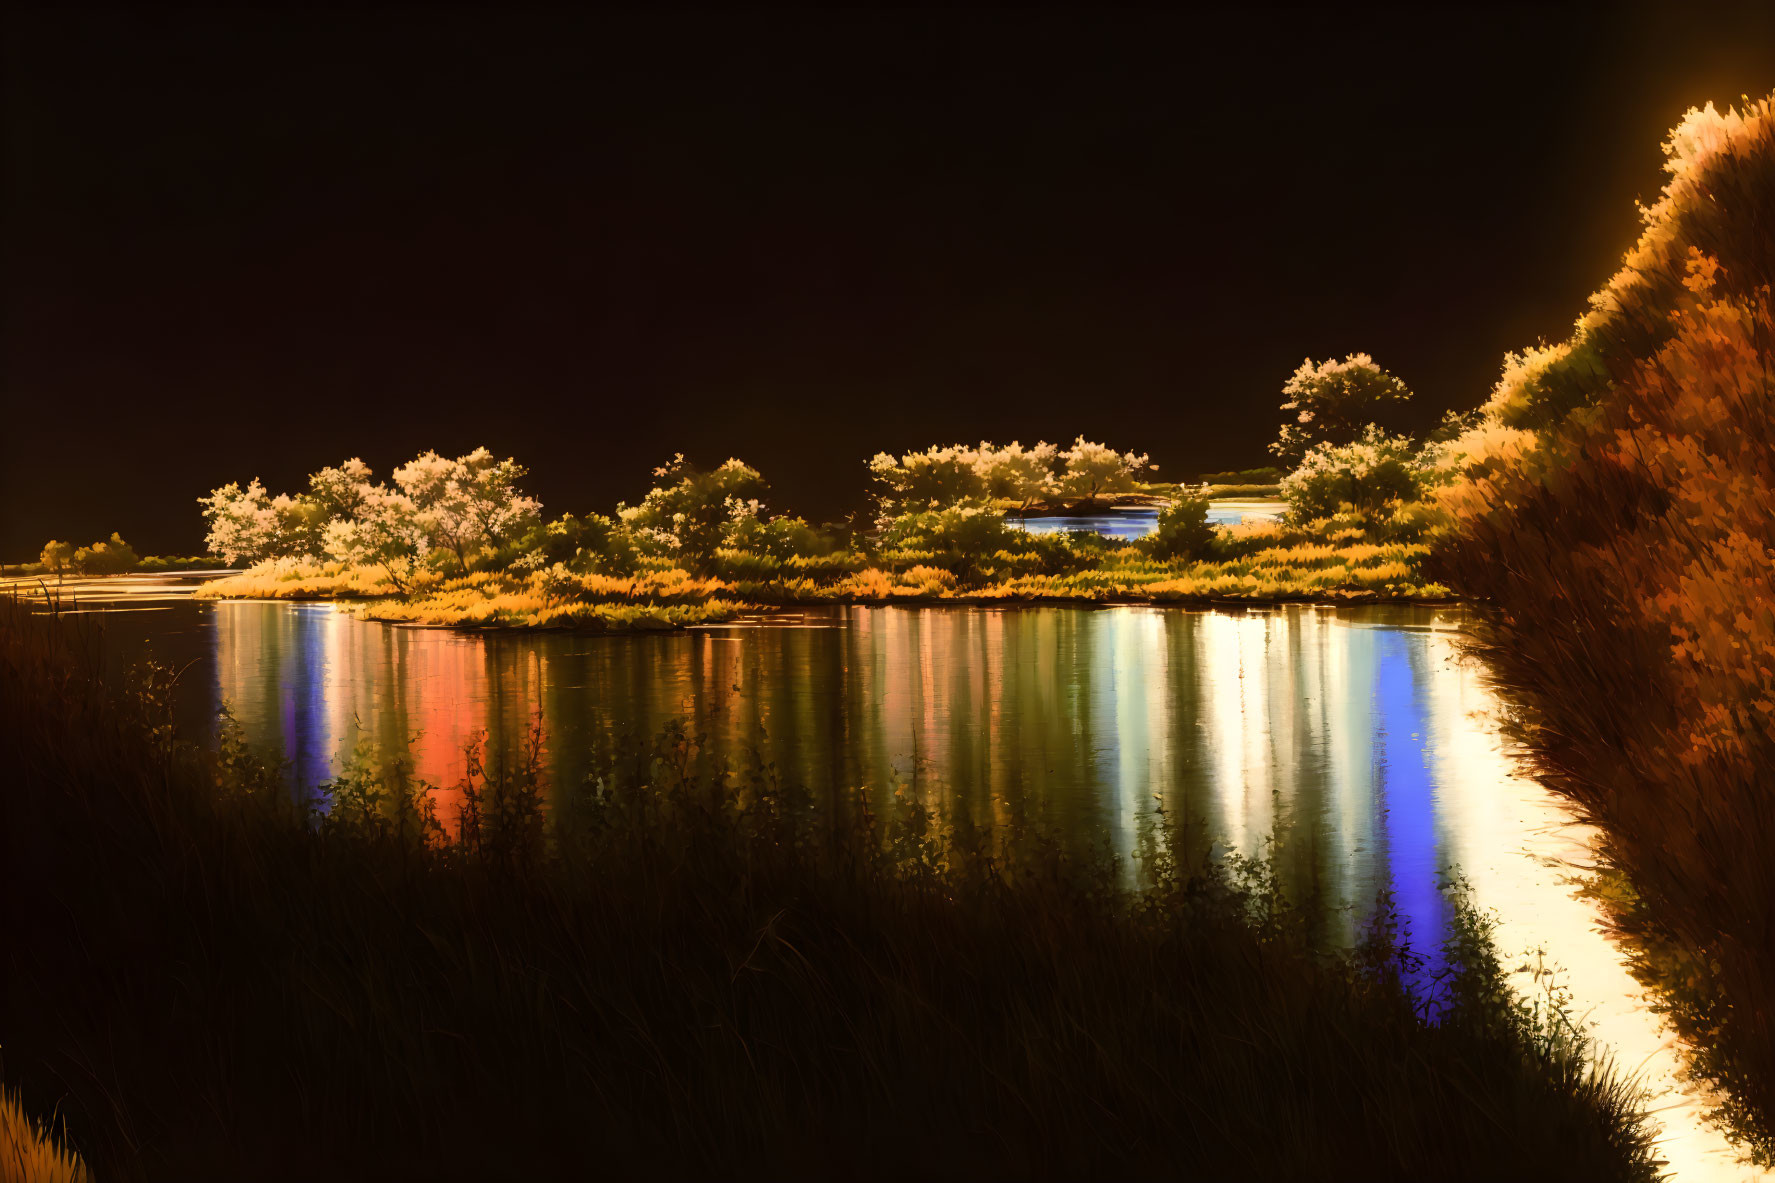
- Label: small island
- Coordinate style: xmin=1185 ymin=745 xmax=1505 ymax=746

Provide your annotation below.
xmin=165 ymin=395 xmax=1454 ymax=631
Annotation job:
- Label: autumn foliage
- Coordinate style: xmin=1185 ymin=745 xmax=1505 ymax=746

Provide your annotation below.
xmin=1433 ymin=93 xmax=1775 ymax=1152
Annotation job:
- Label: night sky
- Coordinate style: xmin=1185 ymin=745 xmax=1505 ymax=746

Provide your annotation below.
xmin=6 ymin=7 xmax=1774 ymax=556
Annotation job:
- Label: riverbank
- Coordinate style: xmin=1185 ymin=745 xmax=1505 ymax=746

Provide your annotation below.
xmin=1428 ymin=93 xmax=1775 ymax=1160
xmin=194 ymin=526 xmax=1449 ymax=630
xmin=0 ymin=601 xmax=1658 ymax=1179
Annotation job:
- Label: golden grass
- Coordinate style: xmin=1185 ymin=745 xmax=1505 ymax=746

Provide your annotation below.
xmin=194 ymin=560 xmax=407 ymax=600
xmin=194 ymin=534 xmax=1445 ymax=625
xmin=1 ymin=1087 xmax=89 ymax=1183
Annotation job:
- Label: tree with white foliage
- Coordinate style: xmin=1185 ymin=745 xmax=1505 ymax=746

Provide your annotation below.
xmin=199 ymin=478 xmax=313 ymax=565
xmin=322 ymin=485 xmax=429 ymax=593
xmin=392 ymin=448 xmax=542 ymax=570
xmin=307 ymin=458 xmax=373 ymax=520
xmin=1056 ymin=436 xmax=1151 ymax=498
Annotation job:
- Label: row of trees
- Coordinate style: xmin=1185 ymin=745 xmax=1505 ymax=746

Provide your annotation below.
xmin=198 ymin=438 xmax=1167 ymax=583
xmin=192 ymin=399 xmax=1422 ymax=590
xmin=200 ymin=449 xmax=542 ymax=590
xmin=39 ymin=533 xmax=141 ymax=576
xmin=867 ymin=437 xmax=1153 ymax=516
xmin=190 ymin=387 xmax=1450 ymax=588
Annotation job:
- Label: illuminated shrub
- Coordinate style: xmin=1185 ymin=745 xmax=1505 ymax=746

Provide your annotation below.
xmin=869 ymin=444 xmax=991 ymax=511
xmin=1140 ymin=491 xmax=1214 ymax=561
xmin=620 ymin=455 xmax=777 ymax=569
xmin=976 ymin=441 xmax=1060 ymax=500
xmin=1281 ymin=427 xmax=1426 ymax=522
xmin=878 ymin=505 xmax=1017 ymax=560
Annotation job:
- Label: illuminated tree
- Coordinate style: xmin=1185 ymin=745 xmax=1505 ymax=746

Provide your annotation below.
xmin=1270 ymin=354 xmax=1414 ymax=466
xmin=322 ymin=486 xmax=428 ymax=593
xmin=199 ymin=479 xmax=313 ymax=564
xmin=1056 ymin=436 xmax=1151 ymax=498
xmin=391 ymin=448 xmax=542 ymax=571
xmin=868 ymin=445 xmax=990 ymax=512
xmin=620 ymin=455 xmax=772 ymax=569
xmin=307 ymin=458 xmax=373 ymax=520
xmin=39 ymin=540 xmax=75 ymax=576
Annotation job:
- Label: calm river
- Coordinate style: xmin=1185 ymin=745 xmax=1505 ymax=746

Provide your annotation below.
xmin=9 ymin=571 xmax=1764 ymax=1180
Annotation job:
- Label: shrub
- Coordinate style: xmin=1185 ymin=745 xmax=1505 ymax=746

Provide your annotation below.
xmin=1282 ymin=427 xmax=1426 ymax=521
xmin=878 ymin=506 xmax=1019 ymax=576
xmin=1141 ymin=493 xmax=1214 ymax=560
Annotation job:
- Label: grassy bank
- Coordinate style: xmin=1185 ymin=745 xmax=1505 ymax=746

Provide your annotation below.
xmin=0 ymin=601 xmax=1655 ymax=1180
xmin=195 ymin=509 xmax=1447 ymax=630
xmin=1432 ymin=94 xmax=1775 ymax=1158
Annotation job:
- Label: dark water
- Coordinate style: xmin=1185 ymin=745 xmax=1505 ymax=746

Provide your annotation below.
xmin=5 ymin=576 xmax=1755 ymax=1176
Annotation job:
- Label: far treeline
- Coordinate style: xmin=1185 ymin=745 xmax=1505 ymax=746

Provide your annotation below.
xmin=172 ymin=360 xmax=1469 ymax=623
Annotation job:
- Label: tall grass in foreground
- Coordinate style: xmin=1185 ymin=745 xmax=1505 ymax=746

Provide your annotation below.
xmin=1433 ymin=93 xmax=1775 ymax=1159
xmin=0 ymin=603 xmax=1657 ymax=1181
xmin=1 ymin=1086 xmax=90 ymax=1183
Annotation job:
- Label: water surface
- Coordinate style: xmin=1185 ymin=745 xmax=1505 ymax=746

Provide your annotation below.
xmin=7 ymin=575 xmax=1761 ymax=1180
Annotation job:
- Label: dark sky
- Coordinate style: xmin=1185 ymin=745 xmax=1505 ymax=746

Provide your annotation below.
xmin=6 ymin=6 xmax=1774 ymax=555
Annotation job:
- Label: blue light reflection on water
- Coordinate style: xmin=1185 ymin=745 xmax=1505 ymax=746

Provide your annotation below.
xmin=1370 ymin=628 xmax=1450 ymax=995
xmin=1012 ymin=501 xmax=1282 ymax=538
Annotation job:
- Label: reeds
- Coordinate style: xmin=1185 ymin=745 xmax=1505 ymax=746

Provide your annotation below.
xmin=0 ymin=602 xmax=1656 ymax=1180
xmin=1 ymin=1086 xmax=89 ymax=1183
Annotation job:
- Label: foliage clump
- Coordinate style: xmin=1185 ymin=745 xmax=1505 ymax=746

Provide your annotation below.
xmin=1431 ymin=91 xmax=1775 ymax=1156
xmin=37 ymin=533 xmax=140 ymax=576
xmin=868 ymin=437 xmax=1153 ymax=518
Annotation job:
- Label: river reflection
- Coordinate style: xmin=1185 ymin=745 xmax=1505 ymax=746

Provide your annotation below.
xmin=67 ymin=594 xmax=1766 ymax=1180
xmin=209 ymin=605 xmax=1495 ymax=949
